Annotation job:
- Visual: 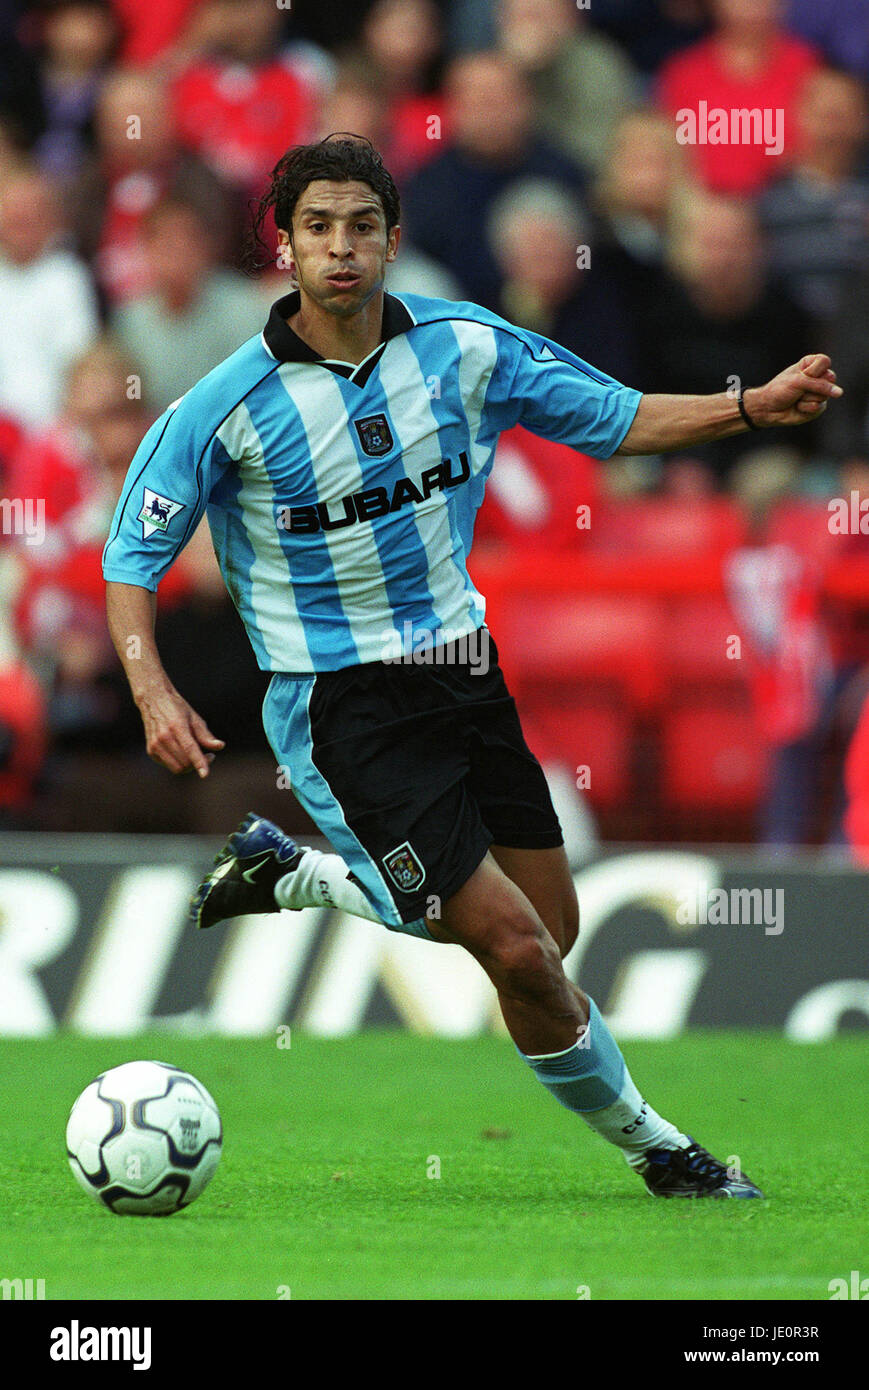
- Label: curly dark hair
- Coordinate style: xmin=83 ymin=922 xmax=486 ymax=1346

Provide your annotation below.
xmin=244 ymin=134 xmax=401 ymax=273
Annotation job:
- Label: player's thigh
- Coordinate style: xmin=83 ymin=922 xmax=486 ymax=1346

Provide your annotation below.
xmin=490 ymin=843 xmax=579 ymax=958
xmin=425 ymin=848 xmax=551 ymax=968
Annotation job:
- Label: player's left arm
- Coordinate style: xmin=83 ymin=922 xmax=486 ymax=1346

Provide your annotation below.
xmin=615 ymin=354 xmax=842 ymax=455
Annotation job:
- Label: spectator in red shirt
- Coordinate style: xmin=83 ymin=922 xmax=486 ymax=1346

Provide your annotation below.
xmin=844 ymin=668 xmax=869 ymax=864
xmin=9 ymin=340 xmax=190 ymax=764
xmin=0 ymin=659 xmax=46 ymax=823
xmin=110 ymin=0 xmax=203 ymax=68
xmin=727 ymin=454 xmax=869 ymax=847
xmin=172 ymin=0 xmax=318 ymax=201
xmin=71 ymin=66 xmax=238 ymax=305
xmin=656 ymin=0 xmax=820 ymax=195
xmin=0 ymin=413 xmax=25 ymax=493
xmin=8 ymin=339 xmax=160 ymax=624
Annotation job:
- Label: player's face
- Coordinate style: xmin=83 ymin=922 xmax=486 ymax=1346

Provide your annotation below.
xmin=280 ymin=180 xmax=400 ymax=320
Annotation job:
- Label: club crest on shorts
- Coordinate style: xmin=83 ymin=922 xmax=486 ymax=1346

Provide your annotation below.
xmin=138 ymin=488 xmax=185 ymax=539
xmin=354 ymin=414 xmax=393 ymax=457
xmin=383 ymin=841 xmax=426 ymax=893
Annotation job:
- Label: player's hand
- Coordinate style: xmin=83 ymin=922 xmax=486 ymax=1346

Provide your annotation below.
xmin=744 ymin=354 xmax=843 ymax=428
xmin=136 ymin=684 xmax=225 ymax=778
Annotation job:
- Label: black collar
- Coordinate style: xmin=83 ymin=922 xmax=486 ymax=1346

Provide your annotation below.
xmin=262 ymin=290 xmax=414 ymax=366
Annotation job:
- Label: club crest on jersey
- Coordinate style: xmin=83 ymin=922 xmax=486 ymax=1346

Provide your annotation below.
xmin=354 ymin=414 xmax=393 ymax=457
xmin=383 ymin=841 xmax=426 ymax=893
xmin=138 ymin=488 xmax=185 ymax=539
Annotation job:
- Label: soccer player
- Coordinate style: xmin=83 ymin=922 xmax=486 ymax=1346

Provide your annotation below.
xmin=104 ymin=136 xmax=841 ymax=1198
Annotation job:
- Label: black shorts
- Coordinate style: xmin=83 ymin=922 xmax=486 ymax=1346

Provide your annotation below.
xmin=262 ymin=629 xmax=563 ymax=934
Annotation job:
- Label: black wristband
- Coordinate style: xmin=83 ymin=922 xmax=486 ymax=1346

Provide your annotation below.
xmin=737 ymin=388 xmax=760 ymax=431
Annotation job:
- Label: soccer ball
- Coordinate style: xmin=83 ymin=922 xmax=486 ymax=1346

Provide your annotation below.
xmin=65 ymin=1060 xmax=222 ymax=1215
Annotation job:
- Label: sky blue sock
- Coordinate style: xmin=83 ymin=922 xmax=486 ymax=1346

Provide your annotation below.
xmin=518 ymin=997 xmax=689 ymax=1168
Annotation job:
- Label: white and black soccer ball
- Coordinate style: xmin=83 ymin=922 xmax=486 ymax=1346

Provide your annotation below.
xmin=66 ymin=1060 xmax=222 ymax=1215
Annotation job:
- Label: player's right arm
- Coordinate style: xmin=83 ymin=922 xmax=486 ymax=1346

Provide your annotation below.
xmin=105 ymin=580 xmax=224 ymax=778
xmin=102 ymin=387 xmax=234 ymax=778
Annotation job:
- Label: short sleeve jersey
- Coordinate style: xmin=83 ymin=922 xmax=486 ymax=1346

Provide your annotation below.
xmin=103 ymin=291 xmax=641 ymax=672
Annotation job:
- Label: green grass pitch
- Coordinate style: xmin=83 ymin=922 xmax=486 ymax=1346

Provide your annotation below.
xmin=1 ymin=1031 xmax=866 ymax=1301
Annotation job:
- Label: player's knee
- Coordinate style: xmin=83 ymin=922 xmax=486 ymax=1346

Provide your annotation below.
xmin=486 ymin=912 xmax=561 ymax=996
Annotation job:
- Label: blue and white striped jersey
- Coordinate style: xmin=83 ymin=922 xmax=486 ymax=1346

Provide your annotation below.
xmin=103 ymin=291 xmax=641 ymax=672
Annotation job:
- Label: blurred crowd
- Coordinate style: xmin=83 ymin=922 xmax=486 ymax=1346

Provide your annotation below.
xmin=1 ymin=0 xmax=869 ymax=849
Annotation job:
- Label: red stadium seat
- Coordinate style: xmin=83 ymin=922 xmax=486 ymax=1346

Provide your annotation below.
xmin=586 ymin=497 xmax=747 ymax=559
xmin=519 ymin=696 xmax=633 ymax=810
xmin=661 ymin=699 xmax=767 ymax=812
xmin=495 ymin=593 xmax=665 ymax=711
xmin=663 ymin=596 xmax=750 ymax=689
xmin=764 ymin=499 xmax=839 ymax=568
